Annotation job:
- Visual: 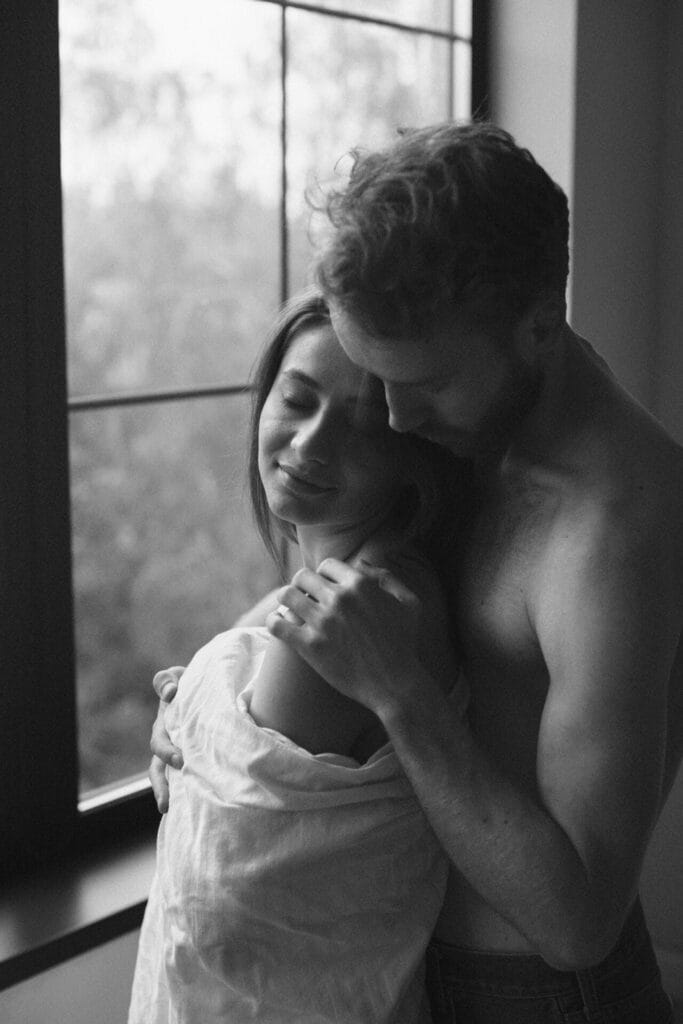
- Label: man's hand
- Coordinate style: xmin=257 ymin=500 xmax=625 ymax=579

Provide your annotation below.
xmin=266 ymin=558 xmax=423 ymax=717
xmin=149 ymin=666 xmax=185 ymax=813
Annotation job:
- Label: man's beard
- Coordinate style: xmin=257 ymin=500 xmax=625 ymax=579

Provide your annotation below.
xmin=419 ymin=355 xmax=543 ymax=460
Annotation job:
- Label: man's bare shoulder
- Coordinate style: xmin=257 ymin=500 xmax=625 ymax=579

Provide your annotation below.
xmin=549 ymin=336 xmax=683 ymax=554
xmin=542 ymin=439 xmax=683 ymax=596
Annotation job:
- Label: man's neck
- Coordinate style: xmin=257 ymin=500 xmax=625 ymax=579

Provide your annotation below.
xmin=482 ymin=324 xmax=595 ymax=483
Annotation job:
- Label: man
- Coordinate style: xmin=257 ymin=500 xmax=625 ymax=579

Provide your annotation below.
xmin=151 ymin=124 xmax=682 ymax=1021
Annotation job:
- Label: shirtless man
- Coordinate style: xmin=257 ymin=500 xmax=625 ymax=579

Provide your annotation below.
xmin=150 ymin=124 xmax=682 ymax=1021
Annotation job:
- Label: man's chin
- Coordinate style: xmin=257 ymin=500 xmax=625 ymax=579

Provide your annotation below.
xmin=416 ymin=424 xmax=511 ymax=461
xmin=417 ymin=427 xmax=478 ymax=457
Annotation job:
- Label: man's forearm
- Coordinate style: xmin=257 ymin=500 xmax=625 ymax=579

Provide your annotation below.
xmin=378 ymin=669 xmax=624 ymax=970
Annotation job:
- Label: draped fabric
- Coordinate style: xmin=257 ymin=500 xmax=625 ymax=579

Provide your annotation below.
xmin=129 ymin=627 xmax=446 ymax=1024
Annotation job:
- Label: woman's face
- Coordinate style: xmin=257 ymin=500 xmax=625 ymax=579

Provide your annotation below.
xmin=258 ymin=322 xmax=406 ymax=531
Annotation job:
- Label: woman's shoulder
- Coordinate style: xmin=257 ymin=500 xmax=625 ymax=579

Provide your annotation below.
xmin=180 ymin=626 xmax=270 ymax=690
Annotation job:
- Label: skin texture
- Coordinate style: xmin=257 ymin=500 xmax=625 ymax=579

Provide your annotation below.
xmin=150 ymin=301 xmax=683 ymax=970
xmin=150 ymin=324 xmax=457 ymax=795
xmin=266 ymin=306 xmax=683 ymax=970
xmin=249 ymin=323 xmax=456 ymax=759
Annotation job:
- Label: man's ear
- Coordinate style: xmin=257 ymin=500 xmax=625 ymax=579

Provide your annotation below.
xmin=512 ymin=292 xmax=566 ymax=364
xmin=532 ymin=292 xmax=566 ymax=352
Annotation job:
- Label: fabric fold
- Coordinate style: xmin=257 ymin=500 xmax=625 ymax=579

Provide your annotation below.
xmin=129 ymin=627 xmax=446 ymax=1024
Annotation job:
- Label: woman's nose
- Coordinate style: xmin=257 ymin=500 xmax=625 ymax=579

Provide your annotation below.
xmin=290 ymin=412 xmax=333 ymax=463
xmin=384 ymin=384 xmax=427 ymax=434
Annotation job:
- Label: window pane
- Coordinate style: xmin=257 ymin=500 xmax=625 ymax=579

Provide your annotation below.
xmin=454 ymin=0 xmax=472 ymax=39
xmin=454 ymin=38 xmax=472 ymax=121
xmin=71 ymin=395 xmax=277 ymax=793
xmin=60 ymin=0 xmax=282 ymax=397
xmin=310 ymin=1 xmax=461 ymax=34
xmin=285 ymin=10 xmax=459 ymax=289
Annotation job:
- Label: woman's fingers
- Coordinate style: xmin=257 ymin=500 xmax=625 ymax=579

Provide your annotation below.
xmin=149 ymin=754 xmax=170 ymax=814
xmin=149 ymin=666 xmax=186 ymax=812
xmin=152 ymin=665 xmax=186 ymax=701
xmin=150 ymin=699 xmax=184 ymax=768
xmin=149 ymin=695 xmax=184 ymax=813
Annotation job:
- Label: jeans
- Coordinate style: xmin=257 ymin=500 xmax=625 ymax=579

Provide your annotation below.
xmin=426 ymin=899 xmax=674 ymax=1023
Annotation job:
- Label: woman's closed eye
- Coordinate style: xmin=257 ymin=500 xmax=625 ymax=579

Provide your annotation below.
xmin=279 ymin=385 xmax=315 ymax=410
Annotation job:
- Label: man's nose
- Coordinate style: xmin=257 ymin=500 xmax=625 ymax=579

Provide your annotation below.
xmin=384 ymin=384 xmax=427 ymax=434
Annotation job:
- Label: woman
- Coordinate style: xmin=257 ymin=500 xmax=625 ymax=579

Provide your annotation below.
xmin=128 ymin=290 xmax=466 ymax=1024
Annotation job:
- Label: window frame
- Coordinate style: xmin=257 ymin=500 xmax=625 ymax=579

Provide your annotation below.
xmin=2 ymin=0 xmax=489 ymax=882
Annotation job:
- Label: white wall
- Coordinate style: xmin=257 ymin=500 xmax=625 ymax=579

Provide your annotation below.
xmin=488 ymin=0 xmax=577 ymax=207
xmin=656 ymin=0 xmax=683 ymax=443
xmin=490 ymin=0 xmax=683 ymax=997
xmin=571 ymin=0 xmax=666 ymax=411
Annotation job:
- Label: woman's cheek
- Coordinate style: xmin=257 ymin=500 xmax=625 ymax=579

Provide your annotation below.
xmin=260 ymin=413 xmax=288 ymax=454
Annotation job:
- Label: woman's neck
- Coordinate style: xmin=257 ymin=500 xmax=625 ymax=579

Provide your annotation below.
xmin=295 ymin=510 xmax=395 ymax=570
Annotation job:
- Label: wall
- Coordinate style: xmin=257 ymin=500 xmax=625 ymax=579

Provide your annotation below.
xmin=571 ymin=0 xmax=665 ymax=410
xmin=656 ymin=0 xmax=683 ymax=443
xmin=490 ymin=0 xmax=683 ymax=997
xmin=488 ymin=0 xmax=577 ymax=209
xmin=638 ymin=0 xmax=683 ymax=992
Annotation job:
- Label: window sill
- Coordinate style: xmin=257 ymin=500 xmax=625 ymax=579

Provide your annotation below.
xmin=0 ymin=824 xmax=157 ymax=990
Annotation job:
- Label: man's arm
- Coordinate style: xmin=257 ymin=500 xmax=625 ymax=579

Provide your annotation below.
xmin=268 ymin=518 xmax=680 ymax=969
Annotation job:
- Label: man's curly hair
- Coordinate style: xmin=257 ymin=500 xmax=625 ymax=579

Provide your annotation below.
xmin=315 ymin=122 xmax=569 ymax=340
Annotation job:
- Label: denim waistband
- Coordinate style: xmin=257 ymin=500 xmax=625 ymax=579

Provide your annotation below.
xmin=426 ymin=899 xmax=660 ymax=1003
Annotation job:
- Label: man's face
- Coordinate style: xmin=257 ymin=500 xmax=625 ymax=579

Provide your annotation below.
xmin=330 ymin=305 xmax=543 ymax=460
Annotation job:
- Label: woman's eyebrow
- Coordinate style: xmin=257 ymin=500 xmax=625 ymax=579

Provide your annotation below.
xmin=281 ymin=369 xmax=387 ymax=411
xmin=281 ymin=369 xmax=319 ymax=389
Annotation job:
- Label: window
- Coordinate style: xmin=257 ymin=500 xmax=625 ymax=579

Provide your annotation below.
xmin=3 ymin=0 xmax=488 ymax=877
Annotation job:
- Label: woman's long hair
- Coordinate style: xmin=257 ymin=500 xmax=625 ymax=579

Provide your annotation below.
xmin=247 ymin=288 xmax=472 ymax=576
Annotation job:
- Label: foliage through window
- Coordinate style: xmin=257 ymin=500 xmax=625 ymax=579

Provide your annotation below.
xmin=57 ymin=0 xmax=477 ymax=798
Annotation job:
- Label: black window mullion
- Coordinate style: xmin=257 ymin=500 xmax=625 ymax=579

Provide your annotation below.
xmin=253 ymin=0 xmax=470 ymax=44
xmin=471 ymin=0 xmax=490 ymax=119
xmin=68 ymin=383 xmax=250 ymax=414
xmin=448 ymin=0 xmax=455 ymax=121
xmin=2 ymin=0 xmax=79 ymax=877
xmin=280 ymin=4 xmax=289 ymax=304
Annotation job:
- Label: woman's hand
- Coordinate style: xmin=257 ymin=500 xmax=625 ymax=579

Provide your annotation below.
xmin=148 ymin=666 xmax=185 ymax=813
xmin=266 ymin=559 xmax=424 ymax=718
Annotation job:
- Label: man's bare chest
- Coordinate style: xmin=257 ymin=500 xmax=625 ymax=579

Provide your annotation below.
xmin=453 ymin=489 xmax=555 ymax=773
xmin=459 ymin=484 xmax=550 ymax=651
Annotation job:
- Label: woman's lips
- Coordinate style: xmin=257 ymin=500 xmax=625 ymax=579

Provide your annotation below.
xmin=277 ymin=464 xmax=336 ymax=495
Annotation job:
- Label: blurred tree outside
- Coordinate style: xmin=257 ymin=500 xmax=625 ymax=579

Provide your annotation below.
xmin=61 ymin=0 xmax=283 ymax=792
xmin=59 ymin=0 xmax=467 ymax=793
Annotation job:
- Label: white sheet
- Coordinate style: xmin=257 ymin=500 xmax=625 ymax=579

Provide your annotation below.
xmin=129 ymin=627 xmax=446 ymax=1023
